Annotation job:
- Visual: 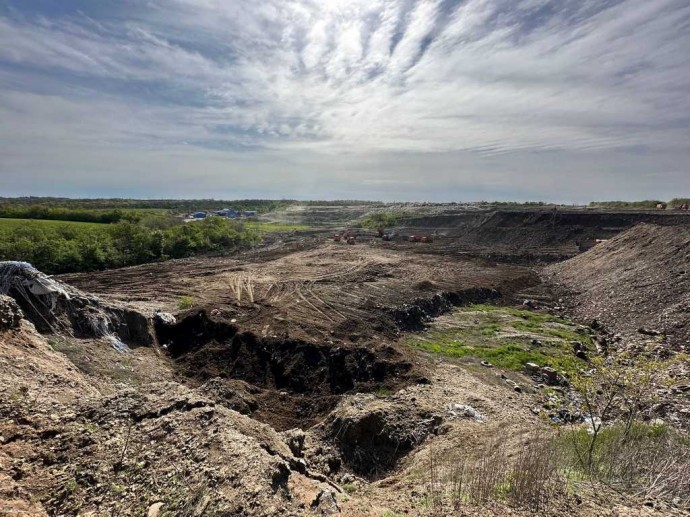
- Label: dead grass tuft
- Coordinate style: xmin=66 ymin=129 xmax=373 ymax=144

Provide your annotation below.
xmin=425 ymin=433 xmax=563 ymax=512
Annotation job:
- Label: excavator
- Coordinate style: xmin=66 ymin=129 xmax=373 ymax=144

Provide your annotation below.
xmin=333 ymin=231 xmax=356 ymax=244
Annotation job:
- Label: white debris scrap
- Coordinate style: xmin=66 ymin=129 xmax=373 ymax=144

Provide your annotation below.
xmin=447 ymin=403 xmax=485 ymax=422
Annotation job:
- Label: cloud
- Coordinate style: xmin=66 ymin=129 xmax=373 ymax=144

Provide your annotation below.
xmin=0 ymin=0 xmax=688 ymax=200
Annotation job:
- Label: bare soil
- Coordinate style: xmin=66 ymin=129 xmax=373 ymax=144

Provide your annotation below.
xmin=3 ymin=208 xmax=690 ymax=516
xmin=544 ymin=223 xmax=690 ymax=349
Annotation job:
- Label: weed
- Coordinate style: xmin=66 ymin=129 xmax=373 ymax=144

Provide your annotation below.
xmin=558 ymin=423 xmax=690 ymax=505
xmin=342 ymin=483 xmax=357 ymax=495
xmin=375 ymin=387 xmax=393 ymax=398
xmin=65 ymin=478 xmax=79 ymax=493
xmin=109 ymin=483 xmax=126 ymax=494
xmin=177 ymin=296 xmax=194 ymax=310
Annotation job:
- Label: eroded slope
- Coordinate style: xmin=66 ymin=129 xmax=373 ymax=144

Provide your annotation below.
xmin=544 ymin=223 xmax=690 ymax=348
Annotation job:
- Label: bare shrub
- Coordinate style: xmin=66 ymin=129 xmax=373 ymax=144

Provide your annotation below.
xmin=425 ymin=433 xmax=561 ymax=511
xmin=561 ymin=346 xmax=690 ymax=509
xmin=560 ymin=423 xmax=690 ymax=508
xmin=468 ymin=438 xmax=508 ymax=504
xmin=229 ymin=273 xmax=255 ymax=304
xmin=507 ymin=434 xmax=560 ymax=510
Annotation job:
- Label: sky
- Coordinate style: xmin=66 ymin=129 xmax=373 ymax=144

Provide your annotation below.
xmin=0 ymin=0 xmax=688 ymax=203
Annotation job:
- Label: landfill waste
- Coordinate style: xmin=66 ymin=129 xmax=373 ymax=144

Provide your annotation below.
xmin=447 ymin=403 xmax=485 ymax=422
xmin=0 ymin=261 xmax=129 ymax=351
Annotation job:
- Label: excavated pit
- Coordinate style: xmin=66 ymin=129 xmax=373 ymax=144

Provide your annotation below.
xmin=158 ymin=309 xmax=422 ymax=431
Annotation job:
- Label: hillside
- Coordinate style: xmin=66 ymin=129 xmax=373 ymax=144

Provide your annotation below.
xmin=544 ymin=223 xmax=690 ymax=348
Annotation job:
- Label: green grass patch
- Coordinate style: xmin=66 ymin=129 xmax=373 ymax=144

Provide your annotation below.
xmin=244 ymin=222 xmax=311 ymax=232
xmin=470 ymin=304 xmax=570 ymax=325
xmin=342 ymin=483 xmax=357 ymax=495
xmin=405 ymin=305 xmax=589 ymax=375
xmin=177 ymin=296 xmax=194 ymax=310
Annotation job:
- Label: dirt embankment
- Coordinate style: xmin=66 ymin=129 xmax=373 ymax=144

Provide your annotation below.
xmin=392 ymin=209 xmax=690 ymax=262
xmin=159 ymin=308 xmax=423 ymax=431
xmin=544 ymin=223 xmax=690 ymax=349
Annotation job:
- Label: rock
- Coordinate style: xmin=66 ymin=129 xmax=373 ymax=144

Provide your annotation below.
xmin=524 ymin=362 xmax=540 ymax=376
xmin=540 ymin=367 xmax=564 ymax=386
xmin=0 ymin=294 xmax=23 ymax=330
xmin=574 ymin=350 xmax=588 ymax=360
xmin=325 ymin=403 xmax=442 ymax=477
xmin=530 ymin=339 xmax=542 ymax=346
xmin=311 ymin=488 xmax=340 ymax=515
xmin=571 ymin=341 xmax=589 ymax=360
xmin=480 ymin=360 xmax=493 ymax=368
xmin=505 ymin=379 xmax=522 ymax=393
xmin=147 ymin=502 xmax=164 ymax=517
xmin=638 ymin=327 xmax=661 ymax=336
xmin=282 ymin=428 xmax=306 ymax=457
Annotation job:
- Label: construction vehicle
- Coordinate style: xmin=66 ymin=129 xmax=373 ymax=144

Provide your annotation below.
xmin=678 ymin=203 xmax=689 ymax=211
xmin=407 ymin=234 xmax=432 ymax=243
xmin=333 ymin=234 xmax=342 ymax=242
xmin=346 ymin=236 xmax=356 ymax=245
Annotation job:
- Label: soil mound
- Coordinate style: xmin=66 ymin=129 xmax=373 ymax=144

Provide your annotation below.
xmin=322 ymin=394 xmax=442 ymax=479
xmin=544 ymin=223 xmax=690 ymax=348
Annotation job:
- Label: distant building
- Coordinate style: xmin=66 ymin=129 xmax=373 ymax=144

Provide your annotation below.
xmin=226 ymin=209 xmax=239 ymax=218
xmin=192 ymin=211 xmax=207 ymax=219
xmin=243 ymin=210 xmax=258 ymax=217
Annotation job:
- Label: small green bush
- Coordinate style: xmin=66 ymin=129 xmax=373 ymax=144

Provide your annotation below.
xmin=177 ymin=296 xmax=194 ymax=310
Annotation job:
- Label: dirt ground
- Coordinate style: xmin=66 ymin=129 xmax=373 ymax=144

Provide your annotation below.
xmin=3 ymin=208 xmax=690 ymax=516
xmin=59 ymin=243 xmax=536 ymax=344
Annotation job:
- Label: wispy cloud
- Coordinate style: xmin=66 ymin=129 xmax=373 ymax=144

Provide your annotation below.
xmin=0 ymin=0 xmax=688 ymax=200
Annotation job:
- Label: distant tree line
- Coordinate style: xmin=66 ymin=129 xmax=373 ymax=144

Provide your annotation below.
xmin=0 ymin=198 xmax=384 ymax=213
xmin=588 ymin=200 xmax=664 ymax=209
xmin=0 ymin=205 xmax=143 ymax=224
xmin=0 ymin=218 xmax=260 ymax=274
xmin=588 ymin=199 xmax=690 ymax=209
